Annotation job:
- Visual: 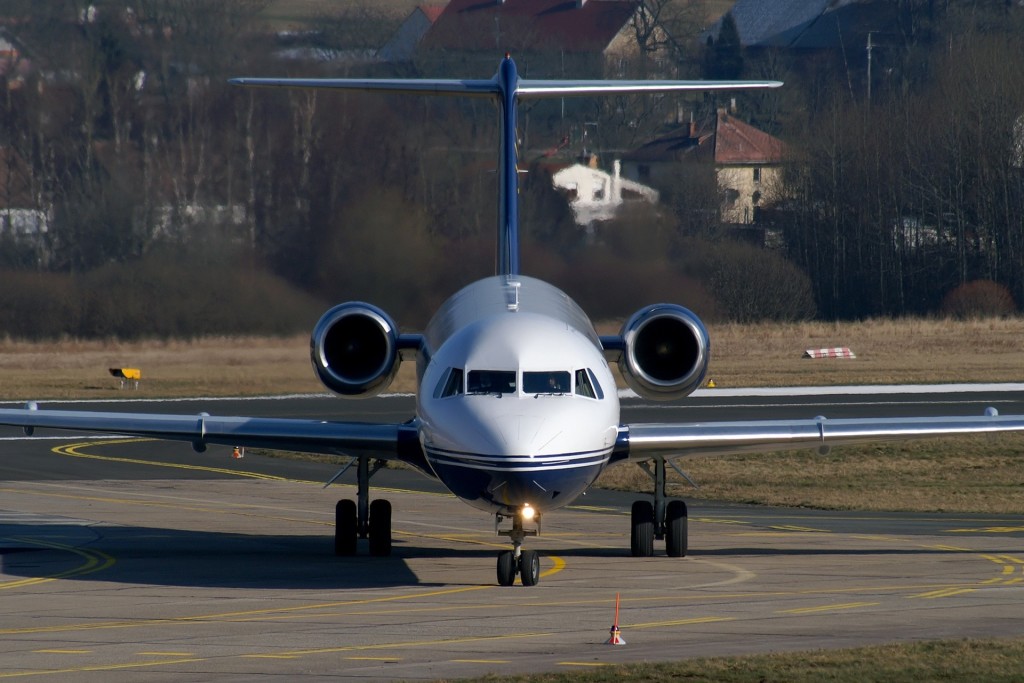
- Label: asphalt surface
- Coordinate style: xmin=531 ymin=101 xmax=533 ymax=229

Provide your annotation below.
xmin=2 ymin=390 xmax=1024 ymax=681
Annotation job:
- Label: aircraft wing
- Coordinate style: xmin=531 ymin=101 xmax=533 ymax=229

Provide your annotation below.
xmin=0 ymin=406 xmax=425 ymax=468
xmin=618 ymin=410 xmax=1024 ymax=461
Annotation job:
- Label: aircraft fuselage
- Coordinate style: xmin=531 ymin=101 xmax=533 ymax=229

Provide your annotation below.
xmin=416 ymin=275 xmax=619 ymax=515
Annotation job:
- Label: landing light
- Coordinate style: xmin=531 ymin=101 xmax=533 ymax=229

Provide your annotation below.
xmin=521 ymin=504 xmax=536 ymax=521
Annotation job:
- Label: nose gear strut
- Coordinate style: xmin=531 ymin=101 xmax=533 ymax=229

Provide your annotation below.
xmin=495 ymin=507 xmax=541 ymax=586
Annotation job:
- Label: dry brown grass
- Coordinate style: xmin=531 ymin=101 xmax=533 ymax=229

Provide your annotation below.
xmin=595 ymin=316 xmax=1024 ymax=387
xmin=703 ymin=317 xmax=1024 ymax=387
xmin=0 ymin=336 xmax=321 ymax=400
xmin=597 ymin=434 xmax=1024 ymax=514
xmin=3 ymin=317 xmax=1023 ymax=399
xmin=5 ymin=321 xmax=1024 ymax=514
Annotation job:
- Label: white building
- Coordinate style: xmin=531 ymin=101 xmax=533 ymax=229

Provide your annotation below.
xmin=551 ymin=159 xmax=659 ymax=226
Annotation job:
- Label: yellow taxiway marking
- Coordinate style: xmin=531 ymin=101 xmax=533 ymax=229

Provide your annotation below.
xmin=0 ymin=538 xmax=115 ymax=591
xmin=0 ymin=658 xmax=208 ymax=679
xmin=926 ymin=544 xmax=971 ymax=552
xmin=780 ymin=601 xmax=879 ymax=615
xmin=2 ymin=634 xmax=556 ymax=679
xmin=910 ymin=587 xmax=977 ymax=599
xmin=0 ymin=550 xmax=564 ymax=636
xmin=345 ymin=656 xmax=401 ymax=661
xmin=695 ymin=517 xmax=751 ymax=526
xmin=242 ymin=631 xmax=552 ymax=660
xmin=629 ymin=616 xmax=735 ymax=629
xmin=53 ymin=440 xmax=295 ymax=482
xmin=48 ymin=439 xmax=442 ymax=498
xmin=769 ymin=525 xmax=830 ymax=533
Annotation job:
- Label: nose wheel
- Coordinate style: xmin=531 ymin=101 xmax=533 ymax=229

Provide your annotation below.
xmin=496 ymin=507 xmax=540 ymax=586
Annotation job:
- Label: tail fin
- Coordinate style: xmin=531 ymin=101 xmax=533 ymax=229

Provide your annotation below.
xmin=231 ymin=56 xmax=781 ymax=277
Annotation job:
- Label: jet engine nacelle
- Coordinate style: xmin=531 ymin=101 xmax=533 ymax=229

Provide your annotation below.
xmin=310 ymin=302 xmax=401 ymax=398
xmin=616 ymin=304 xmax=710 ymax=401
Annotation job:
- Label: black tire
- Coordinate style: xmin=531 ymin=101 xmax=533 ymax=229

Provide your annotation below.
xmin=631 ymin=500 xmax=655 ymax=557
xmin=665 ymin=499 xmax=688 ymax=558
xmin=519 ymin=550 xmax=540 ymax=586
xmin=334 ymin=499 xmax=357 ymax=556
xmin=368 ymin=499 xmax=392 ymax=557
xmin=497 ymin=550 xmax=516 ymax=586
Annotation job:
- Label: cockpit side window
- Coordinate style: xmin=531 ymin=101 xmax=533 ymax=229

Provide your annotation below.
xmin=434 ymin=367 xmax=464 ymax=399
xmin=523 ymin=371 xmax=571 ymax=395
xmin=467 ymin=369 xmax=516 ymax=395
xmin=576 ymin=368 xmax=604 ymax=399
xmin=575 ymin=369 xmax=596 ymax=398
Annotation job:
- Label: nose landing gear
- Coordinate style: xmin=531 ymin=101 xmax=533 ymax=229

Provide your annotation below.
xmin=496 ymin=506 xmax=541 ymax=586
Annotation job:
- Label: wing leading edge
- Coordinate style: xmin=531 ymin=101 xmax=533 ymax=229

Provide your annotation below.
xmin=0 ymin=406 xmax=426 ymax=470
xmin=618 ymin=409 xmax=1024 ymax=462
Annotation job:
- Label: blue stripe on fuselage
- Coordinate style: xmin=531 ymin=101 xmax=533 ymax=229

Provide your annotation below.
xmin=424 ymin=446 xmax=609 ymax=513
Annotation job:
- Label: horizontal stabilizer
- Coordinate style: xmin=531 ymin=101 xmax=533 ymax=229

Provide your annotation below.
xmin=516 ymin=79 xmax=782 ymax=98
xmin=228 ymin=77 xmax=783 ymax=99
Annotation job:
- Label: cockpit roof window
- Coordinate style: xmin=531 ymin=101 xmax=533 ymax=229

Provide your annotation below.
xmin=467 ymin=369 xmax=516 ymax=395
xmin=523 ymin=371 xmax=571 ymax=395
xmin=434 ymin=367 xmax=464 ymax=399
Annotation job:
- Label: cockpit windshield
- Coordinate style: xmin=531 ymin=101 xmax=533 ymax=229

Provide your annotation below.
xmin=445 ymin=368 xmax=603 ymax=398
xmin=434 ymin=367 xmax=464 ymax=398
xmin=466 ymin=370 xmax=517 ymax=395
xmin=523 ymin=371 xmax=571 ymax=395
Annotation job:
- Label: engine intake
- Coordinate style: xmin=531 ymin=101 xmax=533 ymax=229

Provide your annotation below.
xmin=310 ymin=303 xmax=401 ymax=398
xmin=616 ymin=304 xmax=709 ymax=400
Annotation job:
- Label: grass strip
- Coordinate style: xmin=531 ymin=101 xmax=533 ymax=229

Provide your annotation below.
xmin=451 ymin=637 xmax=1024 ymax=683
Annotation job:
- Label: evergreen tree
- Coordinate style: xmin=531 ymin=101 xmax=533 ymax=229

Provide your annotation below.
xmin=704 ymin=12 xmax=743 ymax=80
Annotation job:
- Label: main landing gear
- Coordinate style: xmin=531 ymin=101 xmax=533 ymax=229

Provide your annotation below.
xmin=334 ymin=456 xmax=393 ymax=557
xmin=631 ymin=457 xmax=688 ymax=558
xmin=495 ymin=505 xmax=541 ymax=586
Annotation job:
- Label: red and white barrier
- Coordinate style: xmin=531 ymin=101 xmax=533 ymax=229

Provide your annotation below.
xmin=803 ymin=347 xmax=856 ymax=359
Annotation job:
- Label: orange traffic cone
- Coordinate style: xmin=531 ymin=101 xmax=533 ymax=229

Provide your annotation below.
xmin=232 ymin=446 xmax=244 ymax=459
xmin=605 ymin=592 xmax=626 ymax=645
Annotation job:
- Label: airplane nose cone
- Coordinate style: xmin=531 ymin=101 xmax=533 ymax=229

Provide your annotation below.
xmin=496 ymin=415 xmax=548 ymax=455
xmin=422 ymin=400 xmax=609 ymax=514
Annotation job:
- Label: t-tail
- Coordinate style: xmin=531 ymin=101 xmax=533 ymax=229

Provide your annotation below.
xmin=230 ymin=55 xmax=781 ymax=277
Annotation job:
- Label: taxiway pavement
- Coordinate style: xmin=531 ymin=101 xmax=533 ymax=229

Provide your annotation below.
xmin=1 ymin=392 xmax=1023 ymax=680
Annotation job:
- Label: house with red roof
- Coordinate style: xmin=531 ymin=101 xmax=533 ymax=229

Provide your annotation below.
xmin=415 ymin=0 xmax=670 ymax=78
xmin=622 ymin=109 xmax=786 ymax=225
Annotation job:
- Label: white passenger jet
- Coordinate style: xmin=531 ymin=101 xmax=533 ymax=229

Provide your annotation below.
xmin=3 ymin=56 xmax=1024 ymax=586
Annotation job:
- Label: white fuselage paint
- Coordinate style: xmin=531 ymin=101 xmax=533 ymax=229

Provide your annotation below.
xmin=416 ymin=275 xmax=619 ymax=515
